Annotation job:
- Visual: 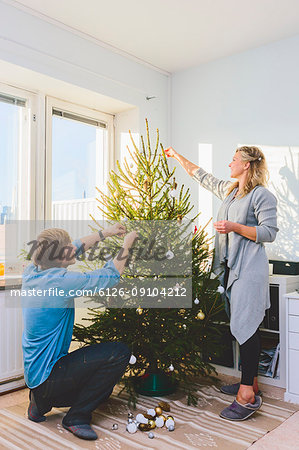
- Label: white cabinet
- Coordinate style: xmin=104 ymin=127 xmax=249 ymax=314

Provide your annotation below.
xmin=214 ymin=275 xmax=299 ymax=388
xmin=285 ymin=291 xmax=299 ymax=404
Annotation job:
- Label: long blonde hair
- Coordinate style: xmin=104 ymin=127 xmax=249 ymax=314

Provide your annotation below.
xmin=226 ymin=146 xmax=269 ymax=198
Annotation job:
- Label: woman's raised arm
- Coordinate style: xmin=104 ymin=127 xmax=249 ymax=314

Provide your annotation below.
xmin=164 ymin=147 xmax=199 ymax=177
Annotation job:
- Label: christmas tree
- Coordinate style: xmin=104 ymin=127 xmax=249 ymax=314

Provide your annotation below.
xmin=73 ymin=120 xmax=225 ymax=407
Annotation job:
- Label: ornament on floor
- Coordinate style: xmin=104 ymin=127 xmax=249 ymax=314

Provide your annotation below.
xmin=155 ymin=416 xmax=165 ymax=427
xmin=155 ymin=406 xmax=163 ymax=416
xmin=126 ymin=422 xmax=138 ymax=433
xmin=134 ymin=401 xmax=174 ymax=433
xmin=112 ymin=423 xmax=118 ymax=430
xmin=194 ymin=297 xmax=199 ymax=305
xmin=166 ymin=250 xmax=174 ymax=260
xmin=148 ymin=419 xmax=156 ymax=429
xmin=138 ymin=423 xmax=152 ymax=431
xmin=129 ymin=354 xmax=137 ymax=364
xmin=136 ymin=413 xmax=148 ymax=424
xmin=148 ymin=432 xmax=155 ymax=439
xmin=196 ymin=310 xmax=205 ymax=320
xmin=165 ymin=416 xmax=175 ymax=429
xmin=147 ymin=408 xmax=156 ymax=417
xmin=158 ymin=401 xmax=170 ymax=412
xmin=217 ymin=285 xmax=225 ymax=294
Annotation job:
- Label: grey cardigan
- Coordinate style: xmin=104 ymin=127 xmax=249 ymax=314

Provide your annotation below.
xmin=193 ymin=168 xmax=279 ymax=344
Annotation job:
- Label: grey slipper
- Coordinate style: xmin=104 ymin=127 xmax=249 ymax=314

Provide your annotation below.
xmin=220 ymin=395 xmax=262 ymax=421
xmin=62 ymin=423 xmax=98 ymax=440
xmin=220 ymin=382 xmax=262 ymax=397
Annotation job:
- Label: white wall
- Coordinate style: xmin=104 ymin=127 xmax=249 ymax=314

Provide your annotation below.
xmin=0 ymin=1 xmax=170 ymax=143
xmin=171 ymin=34 xmax=299 ymax=260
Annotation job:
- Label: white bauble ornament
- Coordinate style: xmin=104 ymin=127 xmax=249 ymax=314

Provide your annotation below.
xmin=155 ymin=416 xmax=164 ymax=428
xmin=147 ymin=408 xmax=156 ymax=417
xmin=168 ymin=364 xmax=174 ymax=371
xmin=166 ymin=250 xmax=174 ymax=260
xmin=217 ymin=285 xmax=225 ymax=294
xmin=169 ymin=189 xmax=177 ymax=198
xmin=148 ymin=432 xmax=155 ymax=439
xmin=126 ymin=422 xmax=138 ymax=434
xmin=165 ymin=418 xmax=175 ymax=429
xmin=183 ymin=324 xmax=187 ymax=330
xmin=194 ymin=298 xmax=199 ymax=305
xmin=112 ymin=423 xmax=118 ymax=430
xmin=136 ymin=413 xmax=148 ymax=424
xmin=129 ymin=354 xmax=137 ymax=364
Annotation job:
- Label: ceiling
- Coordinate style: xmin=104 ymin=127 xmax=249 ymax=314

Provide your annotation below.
xmin=9 ymin=0 xmax=299 ymax=73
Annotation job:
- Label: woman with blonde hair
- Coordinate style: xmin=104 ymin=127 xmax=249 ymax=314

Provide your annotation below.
xmin=164 ymin=145 xmax=278 ymax=421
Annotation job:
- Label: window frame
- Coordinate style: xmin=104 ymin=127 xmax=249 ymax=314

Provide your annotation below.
xmin=0 ymin=82 xmax=39 ymax=221
xmin=45 ymin=96 xmax=114 ymax=221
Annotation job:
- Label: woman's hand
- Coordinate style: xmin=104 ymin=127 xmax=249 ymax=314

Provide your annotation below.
xmin=104 ymin=223 xmax=127 ymax=238
xmin=164 ymin=147 xmax=178 ymax=158
xmin=213 ymin=220 xmax=236 ymax=234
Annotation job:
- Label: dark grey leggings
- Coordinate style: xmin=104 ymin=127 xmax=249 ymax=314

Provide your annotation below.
xmin=239 ymin=329 xmax=261 ymax=385
xmin=224 ymin=262 xmax=261 ymax=386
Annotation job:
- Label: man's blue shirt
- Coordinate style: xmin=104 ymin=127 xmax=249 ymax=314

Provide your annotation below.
xmin=22 ymin=239 xmax=120 ymax=389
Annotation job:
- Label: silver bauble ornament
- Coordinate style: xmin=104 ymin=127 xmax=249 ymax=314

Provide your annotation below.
xmin=129 ymin=354 xmax=137 ymax=364
xmin=166 ymin=250 xmax=174 ymax=260
xmin=126 ymin=422 xmax=138 ymax=434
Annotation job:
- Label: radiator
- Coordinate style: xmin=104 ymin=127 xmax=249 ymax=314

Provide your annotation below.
xmin=0 ymin=290 xmax=24 ymax=392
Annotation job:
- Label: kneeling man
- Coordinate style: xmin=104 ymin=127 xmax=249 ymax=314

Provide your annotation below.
xmin=22 ymin=224 xmax=137 ymax=440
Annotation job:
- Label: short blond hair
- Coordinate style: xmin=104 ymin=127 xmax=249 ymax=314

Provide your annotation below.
xmin=31 ymin=228 xmax=72 ymax=270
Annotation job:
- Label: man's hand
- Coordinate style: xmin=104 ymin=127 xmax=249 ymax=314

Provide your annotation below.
xmin=124 ymin=231 xmax=139 ymax=248
xmin=213 ymin=220 xmax=236 ymax=234
xmin=163 ymin=147 xmax=178 ymax=158
xmin=104 ymin=223 xmax=126 ymax=238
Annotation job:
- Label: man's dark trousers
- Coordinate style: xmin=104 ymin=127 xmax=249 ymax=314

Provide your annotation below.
xmin=31 ymin=342 xmax=130 ymax=425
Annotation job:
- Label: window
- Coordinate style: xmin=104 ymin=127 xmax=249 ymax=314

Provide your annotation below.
xmin=45 ymin=98 xmax=114 ymax=221
xmin=0 ymin=84 xmax=37 ymax=267
xmin=258 ymin=145 xmax=299 ymax=261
